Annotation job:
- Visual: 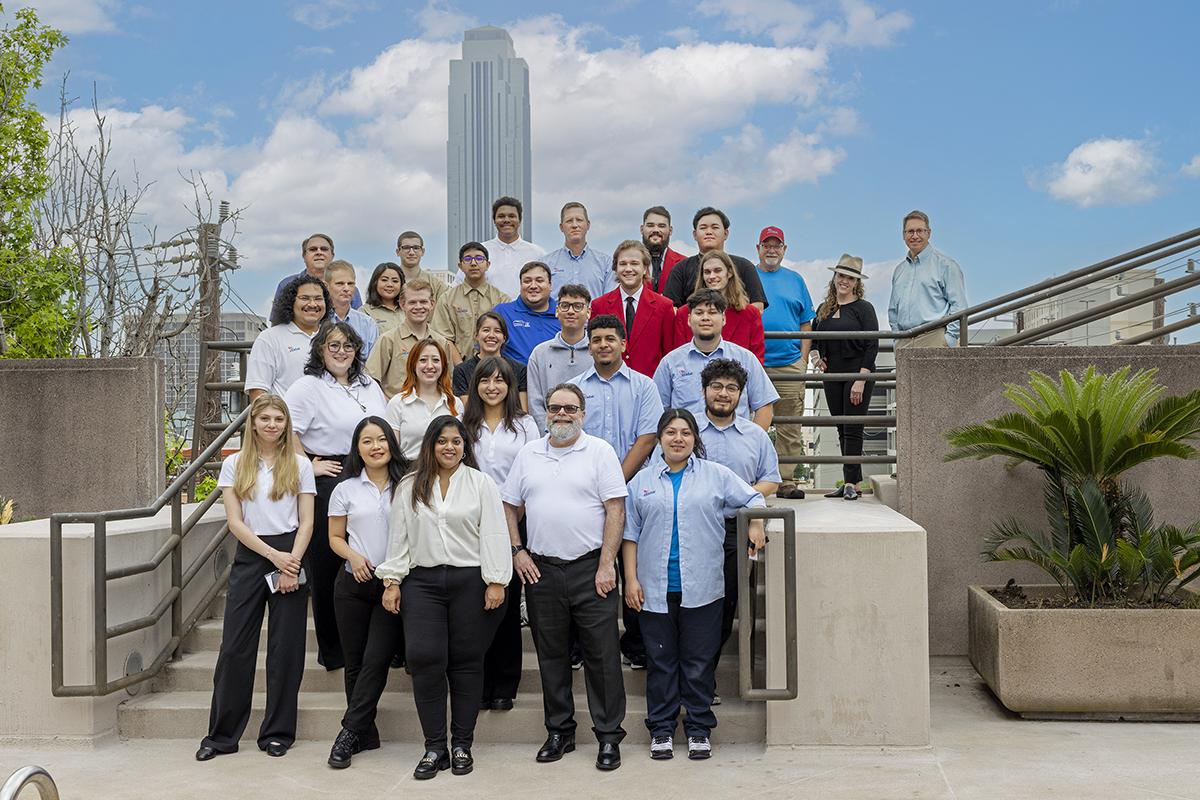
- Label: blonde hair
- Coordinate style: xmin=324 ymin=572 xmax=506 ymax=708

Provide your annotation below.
xmin=324 ymin=259 xmax=356 ymax=281
xmin=694 ymin=250 xmax=748 ymax=311
xmin=815 ymin=275 xmax=865 ymax=322
xmin=232 ymin=394 xmax=301 ymax=501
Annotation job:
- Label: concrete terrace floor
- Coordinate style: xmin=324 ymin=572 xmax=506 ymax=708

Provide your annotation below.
xmin=2 ymin=658 xmax=1196 ymax=800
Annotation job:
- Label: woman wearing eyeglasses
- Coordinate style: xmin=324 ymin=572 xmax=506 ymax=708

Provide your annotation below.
xmin=284 ymin=321 xmax=388 ymax=671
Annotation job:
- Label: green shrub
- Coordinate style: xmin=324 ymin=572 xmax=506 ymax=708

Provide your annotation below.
xmin=193 ymin=475 xmax=218 ymax=503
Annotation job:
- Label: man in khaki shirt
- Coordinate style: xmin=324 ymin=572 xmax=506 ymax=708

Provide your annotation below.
xmin=430 ymin=241 xmax=510 ymax=358
xmin=366 ymin=278 xmax=457 ymax=397
xmin=395 ymin=230 xmax=447 ymax=305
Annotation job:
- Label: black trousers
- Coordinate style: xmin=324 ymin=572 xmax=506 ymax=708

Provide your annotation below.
xmin=525 ymin=550 xmax=626 ymax=744
xmin=640 ymin=594 xmax=721 ymax=738
xmin=714 ymin=518 xmax=740 ymax=676
xmin=616 ymin=552 xmax=645 ymax=662
xmin=482 ymin=519 xmax=525 ymax=702
xmin=822 ymin=378 xmax=875 ymax=485
xmin=310 ymin=464 xmax=348 ymax=670
xmin=202 ymin=532 xmax=307 ymax=752
xmin=402 ymin=565 xmax=505 ymax=752
xmin=339 ymin=575 xmax=404 ymax=738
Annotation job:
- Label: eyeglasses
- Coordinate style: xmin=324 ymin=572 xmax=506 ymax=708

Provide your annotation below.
xmin=706 ymin=381 xmax=741 ymax=394
xmin=759 ymin=242 xmax=784 ymax=250
xmin=461 ymin=256 xmax=487 ymax=264
xmin=325 ymin=342 xmax=358 ymax=353
xmin=904 ymin=228 xmax=929 ymax=236
xmin=296 ymin=294 xmax=325 ymax=303
xmin=558 ymin=302 xmax=588 ymax=313
xmin=398 ymin=244 xmax=423 ymax=252
xmin=547 ymin=403 xmax=581 ymax=415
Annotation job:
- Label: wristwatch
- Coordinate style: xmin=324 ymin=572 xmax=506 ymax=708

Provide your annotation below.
xmin=382 ymin=578 xmax=399 ymax=589
xmin=511 ymin=544 xmax=526 ymax=556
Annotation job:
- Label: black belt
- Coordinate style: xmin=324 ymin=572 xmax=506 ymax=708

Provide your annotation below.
xmin=305 ymin=452 xmax=348 ymax=461
xmin=531 ymin=548 xmax=601 ymax=567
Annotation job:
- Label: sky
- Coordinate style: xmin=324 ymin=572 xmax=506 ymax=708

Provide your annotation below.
xmin=10 ymin=0 xmax=1200 ymax=336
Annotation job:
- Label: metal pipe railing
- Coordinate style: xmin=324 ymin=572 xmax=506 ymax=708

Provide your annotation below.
xmin=1 ymin=767 xmax=59 ymax=800
xmin=737 ymin=507 xmax=797 ymax=701
xmin=1117 ymin=313 xmax=1200 ymax=345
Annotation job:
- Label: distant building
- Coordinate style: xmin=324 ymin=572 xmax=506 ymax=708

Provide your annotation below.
xmin=155 ymin=311 xmax=266 ymax=435
xmin=1016 ymin=268 xmax=1166 ymax=345
xmin=446 ymin=26 xmax=533 ymax=261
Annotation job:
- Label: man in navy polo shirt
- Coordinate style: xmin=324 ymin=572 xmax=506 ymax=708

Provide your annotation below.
xmin=273 ymin=233 xmax=362 ymax=309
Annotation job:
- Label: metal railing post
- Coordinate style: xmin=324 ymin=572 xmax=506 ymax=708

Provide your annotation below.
xmin=92 ymin=519 xmax=108 ymax=693
xmin=49 ymin=519 xmax=64 ymax=694
xmin=737 ymin=507 xmax=798 ymax=702
xmin=170 ymin=493 xmax=183 ymax=658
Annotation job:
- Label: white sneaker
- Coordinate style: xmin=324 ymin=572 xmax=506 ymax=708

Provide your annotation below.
xmin=649 ymin=735 xmax=673 ymax=760
xmin=687 ymin=736 xmax=711 ymax=760
xmin=711 ymin=692 xmax=721 ymax=706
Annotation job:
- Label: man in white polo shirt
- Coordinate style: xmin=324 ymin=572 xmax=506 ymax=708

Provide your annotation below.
xmin=245 ymin=275 xmax=330 ymax=400
xmin=502 ymin=384 xmax=628 ymax=772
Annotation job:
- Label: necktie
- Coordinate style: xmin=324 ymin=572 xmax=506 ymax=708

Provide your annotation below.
xmin=651 ymin=255 xmax=662 ymax=287
xmin=625 ymin=295 xmax=636 ymax=336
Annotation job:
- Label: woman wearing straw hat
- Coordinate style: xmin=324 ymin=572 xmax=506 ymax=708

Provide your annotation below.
xmin=809 ymin=255 xmax=879 ymax=501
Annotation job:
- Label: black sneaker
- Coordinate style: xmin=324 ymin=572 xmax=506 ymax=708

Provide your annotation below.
xmin=687 ymin=736 xmax=712 ymax=760
xmin=571 ymin=653 xmax=584 ymax=671
xmin=328 ymin=727 xmax=357 ymax=769
xmin=622 ymin=654 xmax=647 ymax=670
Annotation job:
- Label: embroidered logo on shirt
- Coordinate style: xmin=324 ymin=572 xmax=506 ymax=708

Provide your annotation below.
xmin=513 ymin=320 xmax=531 ymax=328
xmin=287 ymin=346 xmax=303 ymax=352
xmin=640 ymin=487 xmax=657 ymax=496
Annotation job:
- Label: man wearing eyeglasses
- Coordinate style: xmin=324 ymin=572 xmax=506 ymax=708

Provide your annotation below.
xmin=431 ymin=241 xmax=511 ymax=358
xmin=888 ymin=210 xmax=967 ymax=348
xmin=502 ymin=384 xmax=629 ymax=771
xmin=273 ymin=233 xmax=364 ymax=310
xmin=394 ymin=231 xmax=447 ymax=305
xmin=527 ymin=285 xmax=593 ymax=434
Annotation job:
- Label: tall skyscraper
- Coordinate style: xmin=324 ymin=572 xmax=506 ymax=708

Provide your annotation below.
xmin=446 ymin=26 xmax=533 ymax=262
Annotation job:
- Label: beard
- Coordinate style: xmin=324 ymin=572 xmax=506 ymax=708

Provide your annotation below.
xmin=641 ymin=234 xmax=665 ymax=256
xmin=548 ymin=420 xmax=582 ymax=442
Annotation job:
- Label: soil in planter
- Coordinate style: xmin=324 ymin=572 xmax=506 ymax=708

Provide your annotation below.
xmin=990 ymin=579 xmax=1197 ymax=610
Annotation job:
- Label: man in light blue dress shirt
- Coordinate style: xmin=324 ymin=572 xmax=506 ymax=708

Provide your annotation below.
xmin=888 ymin=210 xmax=968 ymax=347
xmin=543 ymin=202 xmax=615 ymax=301
xmin=325 ymin=260 xmax=379 ymax=358
xmin=653 ymin=289 xmax=779 ymax=431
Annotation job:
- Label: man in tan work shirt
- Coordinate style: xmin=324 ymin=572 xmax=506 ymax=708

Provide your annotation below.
xmin=365 ymin=277 xmax=458 ymax=398
xmin=430 ymin=241 xmax=511 ymax=359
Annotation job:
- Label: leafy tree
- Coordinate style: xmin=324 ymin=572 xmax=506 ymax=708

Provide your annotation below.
xmin=0 ymin=4 xmax=72 ymax=358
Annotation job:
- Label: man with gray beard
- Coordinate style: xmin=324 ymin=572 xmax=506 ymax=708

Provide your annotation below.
xmin=501 ymin=384 xmax=629 ymax=771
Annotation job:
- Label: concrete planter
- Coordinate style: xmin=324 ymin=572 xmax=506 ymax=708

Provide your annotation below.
xmin=968 ymin=584 xmax=1200 ymax=719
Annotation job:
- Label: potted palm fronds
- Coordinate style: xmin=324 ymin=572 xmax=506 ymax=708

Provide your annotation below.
xmin=944 ymin=366 xmax=1200 ymax=717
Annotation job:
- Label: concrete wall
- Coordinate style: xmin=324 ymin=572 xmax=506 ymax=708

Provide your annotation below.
xmin=896 ymin=346 xmax=1200 ymax=656
xmin=0 ymin=358 xmax=165 ymax=520
xmin=0 ymin=503 xmax=231 ymax=744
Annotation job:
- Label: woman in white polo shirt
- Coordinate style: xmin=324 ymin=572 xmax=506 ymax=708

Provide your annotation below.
xmin=196 ymin=393 xmax=316 ymax=762
xmin=384 ymin=337 xmax=458 ymax=459
xmin=376 ymin=416 xmax=512 ymax=780
xmin=285 ymin=321 xmax=387 ymax=673
xmin=324 ymin=416 xmax=411 ymax=769
xmin=461 ymin=356 xmax=540 ymax=711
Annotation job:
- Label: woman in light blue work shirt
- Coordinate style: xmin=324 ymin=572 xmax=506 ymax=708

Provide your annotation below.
xmin=622 ymin=408 xmax=766 ymax=763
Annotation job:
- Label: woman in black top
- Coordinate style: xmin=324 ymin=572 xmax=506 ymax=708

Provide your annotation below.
xmin=810 ymin=254 xmax=878 ymax=501
xmin=451 ymin=311 xmax=528 ymax=408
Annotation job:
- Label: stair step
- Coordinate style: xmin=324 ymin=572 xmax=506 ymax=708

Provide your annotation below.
xmin=118 ymin=690 xmax=765 ymax=745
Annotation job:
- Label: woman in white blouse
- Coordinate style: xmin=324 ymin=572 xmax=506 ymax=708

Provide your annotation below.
xmin=384 ymin=337 xmax=459 ymax=460
xmin=460 ymin=356 xmax=539 ymax=711
xmin=325 ymin=416 xmax=411 ymax=769
xmin=376 ymin=416 xmax=512 ymax=780
xmin=285 ymin=321 xmax=388 ymax=672
xmin=196 ymin=393 xmax=316 ymax=762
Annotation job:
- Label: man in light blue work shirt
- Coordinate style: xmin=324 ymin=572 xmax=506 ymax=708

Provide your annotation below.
xmin=755 ymin=226 xmax=815 ymax=499
xmin=493 ymin=262 xmax=561 ymax=365
xmin=543 ymin=202 xmax=615 ymax=302
xmin=653 ymin=289 xmax=779 ymax=431
xmin=888 ymin=210 xmax=968 ymax=347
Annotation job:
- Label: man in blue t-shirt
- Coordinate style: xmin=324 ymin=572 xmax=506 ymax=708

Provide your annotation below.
xmin=755 ymin=226 xmax=816 ymax=499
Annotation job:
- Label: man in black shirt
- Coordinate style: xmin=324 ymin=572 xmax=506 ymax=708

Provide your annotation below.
xmin=660 ymin=207 xmax=767 ymax=311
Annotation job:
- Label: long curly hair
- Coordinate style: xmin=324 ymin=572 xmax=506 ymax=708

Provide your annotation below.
xmin=816 ymin=275 xmax=865 ymax=322
xmin=302 ymin=321 xmax=367 ymax=384
xmin=271 ymin=274 xmax=331 ymax=326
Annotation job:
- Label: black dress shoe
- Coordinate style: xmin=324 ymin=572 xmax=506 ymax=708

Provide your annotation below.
xmin=490 ymin=697 xmax=514 ymax=711
xmin=536 ymin=733 xmax=576 ymax=762
xmin=413 ymin=750 xmax=450 ymax=780
xmin=823 ymin=486 xmax=846 ymax=498
xmin=596 ymin=742 xmax=621 ymax=771
xmin=328 ymin=728 xmax=357 ymax=769
xmin=451 ymin=746 xmax=474 ymax=775
xmin=264 ymin=740 xmax=288 ymax=757
xmin=194 ymin=745 xmax=222 ymax=762
xmin=479 ymin=698 xmax=492 ymax=710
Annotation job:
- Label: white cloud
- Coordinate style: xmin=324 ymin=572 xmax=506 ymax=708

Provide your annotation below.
xmin=698 ymin=0 xmax=911 ymax=48
xmin=1182 ymin=155 xmax=1200 ymax=178
xmin=415 ymin=0 xmax=476 ymax=39
xmin=11 ymin=0 xmax=118 ymax=34
xmin=1039 ymin=137 xmax=1161 ymax=208
xmin=290 ymin=0 xmax=372 ymax=31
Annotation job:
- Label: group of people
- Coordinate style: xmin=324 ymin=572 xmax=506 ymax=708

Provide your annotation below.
xmin=198 ymin=198 xmax=967 ymax=776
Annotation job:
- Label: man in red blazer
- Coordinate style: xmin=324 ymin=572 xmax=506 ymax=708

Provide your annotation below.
xmin=640 ymin=206 xmax=686 ymax=293
xmin=590 ymin=240 xmax=676 ymax=378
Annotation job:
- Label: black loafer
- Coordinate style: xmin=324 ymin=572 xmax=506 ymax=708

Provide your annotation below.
xmin=194 ymin=745 xmax=222 ymax=762
xmin=824 ymin=486 xmax=845 ymax=498
xmin=451 ymin=746 xmax=474 ymax=775
xmin=490 ymin=697 xmax=514 ymax=711
xmin=264 ymin=740 xmax=288 ymax=757
xmin=536 ymin=733 xmax=576 ymax=762
xmin=596 ymin=742 xmax=621 ymax=771
xmin=413 ymin=750 xmax=450 ymax=780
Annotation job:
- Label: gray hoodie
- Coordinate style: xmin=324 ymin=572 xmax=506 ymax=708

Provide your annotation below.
xmin=527 ymin=331 xmax=591 ymax=433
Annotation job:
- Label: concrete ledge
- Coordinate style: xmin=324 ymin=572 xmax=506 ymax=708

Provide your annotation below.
xmin=868 ymin=475 xmax=898 ymax=510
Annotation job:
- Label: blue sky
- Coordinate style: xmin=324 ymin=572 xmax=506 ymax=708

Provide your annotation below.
xmin=13 ymin=0 xmax=1200 ymax=333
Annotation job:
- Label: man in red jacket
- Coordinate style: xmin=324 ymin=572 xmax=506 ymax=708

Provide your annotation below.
xmin=640 ymin=206 xmax=686 ymax=294
xmin=590 ymin=240 xmax=676 ymax=378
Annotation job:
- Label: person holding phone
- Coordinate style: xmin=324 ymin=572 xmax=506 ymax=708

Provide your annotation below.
xmin=196 ymin=394 xmax=316 ymax=761
xmin=325 ymin=417 xmax=411 ymax=768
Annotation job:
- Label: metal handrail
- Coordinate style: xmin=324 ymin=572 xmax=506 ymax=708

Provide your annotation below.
xmin=737 ymin=507 xmax=797 ymax=701
xmin=1 ymin=767 xmax=59 ymax=800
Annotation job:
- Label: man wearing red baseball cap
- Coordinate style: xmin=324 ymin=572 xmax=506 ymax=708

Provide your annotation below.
xmin=755 ymin=225 xmax=816 ymax=500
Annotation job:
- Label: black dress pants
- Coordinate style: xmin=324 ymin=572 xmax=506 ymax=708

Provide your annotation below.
xmin=714 ymin=517 xmax=740 ymax=675
xmin=525 ymin=550 xmax=626 ymax=744
xmin=482 ymin=519 xmax=525 ymax=702
xmin=310 ymin=464 xmax=348 ymax=670
xmin=202 ymin=532 xmax=307 ymax=752
xmin=339 ymin=575 xmax=404 ymax=738
xmin=640 ymin=594 xmax=721 ymax=738
xmin=822 ymin=377 xmax=875 ymax=485
xmin=402 ymin=565 xmax=505 ymax=752
xmin=616 ymin=551 xmax=645 ymax=662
